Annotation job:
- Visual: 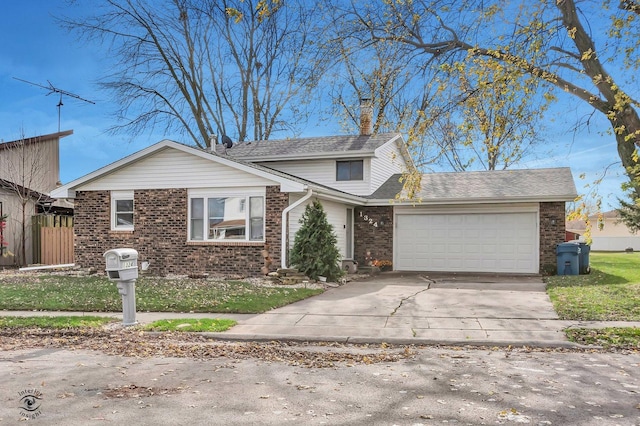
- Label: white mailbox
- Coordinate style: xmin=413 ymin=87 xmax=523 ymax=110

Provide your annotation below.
xmin=104 ymin=248 xmax=139 ymax=281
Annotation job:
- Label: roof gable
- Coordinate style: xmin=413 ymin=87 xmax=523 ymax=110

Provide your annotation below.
xmin=76 ymin=147 xmax=289 ymax=191
xmin=51 ymin=140 xmax=307 ymax=198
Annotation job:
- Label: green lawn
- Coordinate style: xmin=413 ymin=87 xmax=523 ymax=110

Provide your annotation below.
xmin=546 ymin=252 xmax=640 ymax=321
xmin=0 ymin=315 xmax=115 ymax=329
xmin=0 ymin=274 xmax=323 ymax=314
xmin=565 ymin=327 xmax=640 ymax=350
xmin=141 ymin=318 xmax=237 ymax=332
xmin=546 ymin=251 xmax=640 ymax=349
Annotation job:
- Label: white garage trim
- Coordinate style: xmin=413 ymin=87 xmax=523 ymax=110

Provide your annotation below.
xmin=394 ymin=205 xmax=539 ymax=274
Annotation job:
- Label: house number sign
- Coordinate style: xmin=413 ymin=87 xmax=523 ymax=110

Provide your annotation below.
xmin=121 ymin=260 xmax=136 ymax=269
xmin=359 ymin=211 xmax=379 ymax=228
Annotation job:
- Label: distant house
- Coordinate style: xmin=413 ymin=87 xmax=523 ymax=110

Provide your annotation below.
xmin=567 ymin=210 xmax=640 ymax=251
xmin=0 ymin=130 xmax=73 ymax=266
xmin=565 ymin=230 xmax=581 ymax=241
xmin=51 ymin=111 xmax=576 ymax=276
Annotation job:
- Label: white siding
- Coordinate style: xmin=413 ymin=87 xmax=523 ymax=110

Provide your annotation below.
xmin=590 ymin=236 xmax=640 ymax=251
xmin=78 ymin=148 xmax=278 ymax=191
xmin=258 ymin=137 xmax=409 ymax=196
xmin=371 ymin=139 xmax=409 ymax=193
xmin=288 ymin=195 xmax=349 ymax=258
xmin=259 ymin=158 xmax=372 ymax=195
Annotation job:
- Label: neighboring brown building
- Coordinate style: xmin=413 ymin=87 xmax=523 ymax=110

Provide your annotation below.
xmin=0 ymin=130 xmax=73 ymax=265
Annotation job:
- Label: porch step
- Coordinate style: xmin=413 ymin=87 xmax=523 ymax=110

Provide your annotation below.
xmin=268 ymin=268 xmax=311 ymax=285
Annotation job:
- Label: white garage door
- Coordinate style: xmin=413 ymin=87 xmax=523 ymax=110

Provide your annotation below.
xmin=395 ymin=212 xmax=538 ymax=274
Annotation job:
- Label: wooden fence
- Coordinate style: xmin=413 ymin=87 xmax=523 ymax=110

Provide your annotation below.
xmin=32 ymin=215 xmax=74 ymax=265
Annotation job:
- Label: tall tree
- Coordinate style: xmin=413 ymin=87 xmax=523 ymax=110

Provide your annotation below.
xmin=324 ymin=12 xmax=464 ymax=173
xmin=351 ymin=0 xmax=640 ymax=194
xmin=617 ymin=195 xmax=640 ymax=232
xmin=435 ymin=57 xmax=552 ymax=170
xmin=328 ymin=38 xmax=420 ymax=135
xmin=62 ymin=0 xmax=326 ymax=147
xmin=325 ymin=1 xmax=548 ymax=174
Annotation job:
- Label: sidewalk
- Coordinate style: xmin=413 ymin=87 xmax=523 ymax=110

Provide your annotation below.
xmin=3 ymin=309 xmax=639 ymax=348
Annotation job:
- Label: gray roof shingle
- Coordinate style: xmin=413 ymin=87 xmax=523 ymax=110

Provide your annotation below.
xmin=370 ymin=168 xmax=577 ymax=201
xmin=186 ymin=142 xmax=364 ymax=200
xmin=215 ymin=133 xmax=400 ymax=160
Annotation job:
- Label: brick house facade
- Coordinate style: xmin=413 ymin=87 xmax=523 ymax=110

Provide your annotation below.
xmin=54 ymin=139 xmax=576 ymax=277
xmin=74 ymin=188 xmax=566 ymax=277
xmin=74 ymin=185 xmax=287 ymax=277
xmin=539 ymin=201 xmax=567 ymax=274
xmin=354 ymin=202 xmax=567 ymax=274
xmin=354 ymin=206 xmax=393 ymax=267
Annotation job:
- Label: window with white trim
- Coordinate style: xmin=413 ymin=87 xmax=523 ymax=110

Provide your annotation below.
xmin=111 ymin=191 xmax=134 ymax=231
xmin=336 ymin=160 xmax=364 ymax=181
xmin=189 ymin=193 xmax=265 ymax=242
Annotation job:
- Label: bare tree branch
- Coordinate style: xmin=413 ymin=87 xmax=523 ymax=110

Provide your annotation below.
xmin=61 ymin=0 xmax=328 ymax=147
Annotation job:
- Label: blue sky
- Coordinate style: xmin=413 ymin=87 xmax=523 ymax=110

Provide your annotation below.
xmin=0 ymin=1 xmax=629 ymax=211
xmin=1 ymin=1 xmax=172 ymax=181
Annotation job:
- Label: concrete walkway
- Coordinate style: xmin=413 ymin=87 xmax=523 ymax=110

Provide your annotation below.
xmin=3 ymin=272 xmax=640 ymax=348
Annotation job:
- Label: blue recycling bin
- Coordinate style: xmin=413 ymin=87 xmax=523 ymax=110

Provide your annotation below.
xmin=556 ymin=242 xmax=581 ymax=275
xmin=570 ymin=240 xmax=591 ymax=274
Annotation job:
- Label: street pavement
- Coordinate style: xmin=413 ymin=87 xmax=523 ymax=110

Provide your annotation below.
xmin=2 ymin=344 xmax=639 ymax=425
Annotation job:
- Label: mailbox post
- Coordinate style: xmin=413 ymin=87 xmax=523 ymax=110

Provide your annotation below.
xmin=104 ymin=248 xmax=139 ymax=326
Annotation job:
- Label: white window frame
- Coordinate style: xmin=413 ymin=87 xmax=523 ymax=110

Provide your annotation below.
xmin=336 ymin=159 xmax=364 ymax=181
xmin=111 ymin=190 xmax=134 ymax=231
xmin=188 ymin=188 xmax=266 ymax=242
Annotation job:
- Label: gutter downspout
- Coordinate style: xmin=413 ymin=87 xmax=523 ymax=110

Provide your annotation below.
xmin=281 ymin=187 xmax=313 ymax=269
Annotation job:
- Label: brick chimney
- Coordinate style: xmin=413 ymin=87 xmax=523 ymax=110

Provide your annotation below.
xmin=359 ymin=98 xmax=372 ymax=136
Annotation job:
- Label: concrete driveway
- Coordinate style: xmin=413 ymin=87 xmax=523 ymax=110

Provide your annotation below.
xmin=218 ymin=272 xmax=572 ymax=346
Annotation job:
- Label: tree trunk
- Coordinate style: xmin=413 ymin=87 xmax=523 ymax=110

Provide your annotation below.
xmin=614 ymin=107 xmax=640 ymax=198
xmin=20 ymin=203 xmax=26 ymax=267
xmin=556 ymin=0 xmax=640 ymax=197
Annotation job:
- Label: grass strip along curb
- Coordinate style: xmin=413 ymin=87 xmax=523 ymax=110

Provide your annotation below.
xmin=142 ymin=318 xmax=237 ymax=332
xmin=0 ymin=316 xmax=115 ymax=329
xmin=0 ymin=316 xmax=237 ymax=333
xmin=566 ymin=327 xmax=640 ymax=350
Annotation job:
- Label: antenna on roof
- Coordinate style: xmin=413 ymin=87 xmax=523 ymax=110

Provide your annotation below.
xmin=13 ymin=77 xmax=95 ymax=132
